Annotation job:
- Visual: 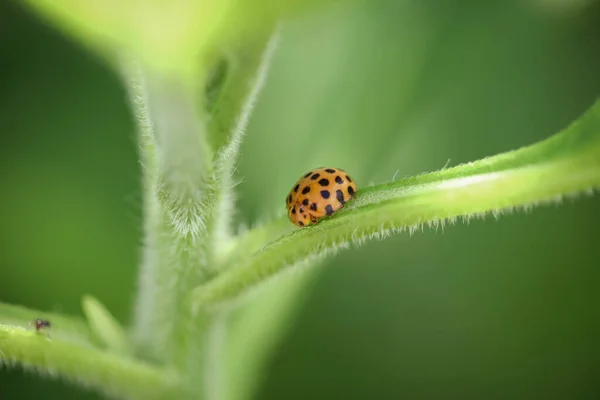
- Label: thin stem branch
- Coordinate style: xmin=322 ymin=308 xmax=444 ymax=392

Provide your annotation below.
xmin=0 ymin=325 xmax=182 ymax=400
xmin=193 ymin=153 xmax=600 ymax=311
xmin=207 ymin=24 xmax=282 ymax=269
xmin=190 ymin=101 xmax=600 ymax=311
xmin=120 ymin=56 xmax=160 ymax=357
xmin=0 ymin=302 xmax=98 ymax=349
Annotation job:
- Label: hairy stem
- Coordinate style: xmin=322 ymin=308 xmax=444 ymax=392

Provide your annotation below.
xmin=120 ymin=57 xmax=160 ymax=357
xmin=0 ymin=325 xmax=182 ymax=400
xmin=207 ymin=24 xmax=281 ymax=269
xmin=0 ymin=302 xmax=99 ymax=349
xmin=121 ymin=58 xmax=213 ymax=365
xmin=190 ymin=100 xmax=600 ymax=311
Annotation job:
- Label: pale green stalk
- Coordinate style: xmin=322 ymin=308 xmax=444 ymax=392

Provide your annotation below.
xmin=190 ymin=102 xmax=600 ymax=311
xmin=0 ymin=325 xmax=181 ymax=400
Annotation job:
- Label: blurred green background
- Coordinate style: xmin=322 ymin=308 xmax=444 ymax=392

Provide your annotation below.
xmin=2 ymin=0 xmax=600 ymax=398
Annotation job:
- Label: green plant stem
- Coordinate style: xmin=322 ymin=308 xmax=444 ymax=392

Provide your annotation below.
xmin=0 ymin=302 xmax=99 ymax=348
xmin=191 ymin=26 xmax=281 ymax=400
xmin=223 ymin=216 xmax=293 ymax=267
xmin=0 ymin=325 xmax=182 ymax=400
xmin=207 ymin=24 xmax=281 ymax=268
xmin=120 ymin=56 xmax=160 ymax=357
xmin=190 ymin=101 xmax=600 ymax=311
xmin=203 ymin=310 xmax=228 ymax=400
xmin=121 ymin=58 xmax=213 ymax=365
xmin=225 ymin=267 xmax=319 ymax=400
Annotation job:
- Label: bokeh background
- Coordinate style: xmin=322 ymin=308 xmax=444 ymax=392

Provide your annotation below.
xmin=2 ymin=0 xmax=600 ymax=398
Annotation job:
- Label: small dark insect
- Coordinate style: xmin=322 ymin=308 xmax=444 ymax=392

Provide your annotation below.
xmin=35 ymin=319 xmax=51 ymax=331
xmin=33 ymin=318 xmax=51 ymax=338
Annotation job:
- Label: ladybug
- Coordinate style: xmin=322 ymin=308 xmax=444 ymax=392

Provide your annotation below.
xmin=286 ymin=167 xmax=357 ymax=227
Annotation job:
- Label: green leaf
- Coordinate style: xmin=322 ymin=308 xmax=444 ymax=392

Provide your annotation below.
xmin=207 ymin=25 xmax=282 ymax=266
xmin=190 ymin=99 xmax=600 ymax=310
xmin=0 ymin=324 xmax=181 ymax=400
xmin=81 ymin=295 xmax=131 ymax=356
xmin=207 ymin=25 xmax=280 ymax=155
xmin=22 ymin=0 xmax=341 ymax=80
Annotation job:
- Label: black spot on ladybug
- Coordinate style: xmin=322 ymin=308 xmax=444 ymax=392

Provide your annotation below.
xmin=336 ymin=189 xmax=345 ymax=205
xmin=292 ymin=207 xmax=296 ymax=214
xmin=325 ymin=168 xmax=336 ymax=173
xmin=298 ymin=221 xmax=304 ymax=226
xmin=318 ymin=178 xmax=329 ymax=186
xmin=325 ymin=205 xmax=334 ymax=216
xmin=287 ymin=194 xmax=292 ymax=204
xmin=304 ymin=172 xmax=312 ymax=178
xmin=345 ymin=175 xmax=352 ymax=183
xmin=294 ymin=184 xmax=300 ymax=192
xmin=348 ymin=186 xmax=355 ymax=196
xmin=302 ymin=199 xmax=309 ymax=206
xmin=303 ymin=214 xmax=307 ymax=218
xmin=310 ymin=203 xmax=317 ymax=211
xmin=302 ymin=186 xmax=310 ymax=194
xmin=320 ymin=190 xmax=330 ymax=199
xmin=335 ymin=175 xmax=343 ymax=184
xmin=311 ymin=173 xmax=320 ymax=180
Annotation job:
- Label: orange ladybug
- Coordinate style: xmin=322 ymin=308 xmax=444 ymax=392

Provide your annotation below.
xmin=286 ymin=167 xmax=357 ymax=227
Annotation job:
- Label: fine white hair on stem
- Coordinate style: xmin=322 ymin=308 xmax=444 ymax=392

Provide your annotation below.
xmin=212 ymin=24 xmax=283 ymax=261
xmin=217 ymin=23 xmax=282 ymax=166
xmin=150 ymin=75 xmax=211 ymax=237
xmin=119 ymin=55 xmax=161 ymax=353
xmin=120 ymin=53 xmax=215 ymax=363
xmin=191 ymin=144 xmax=600 ymax=310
